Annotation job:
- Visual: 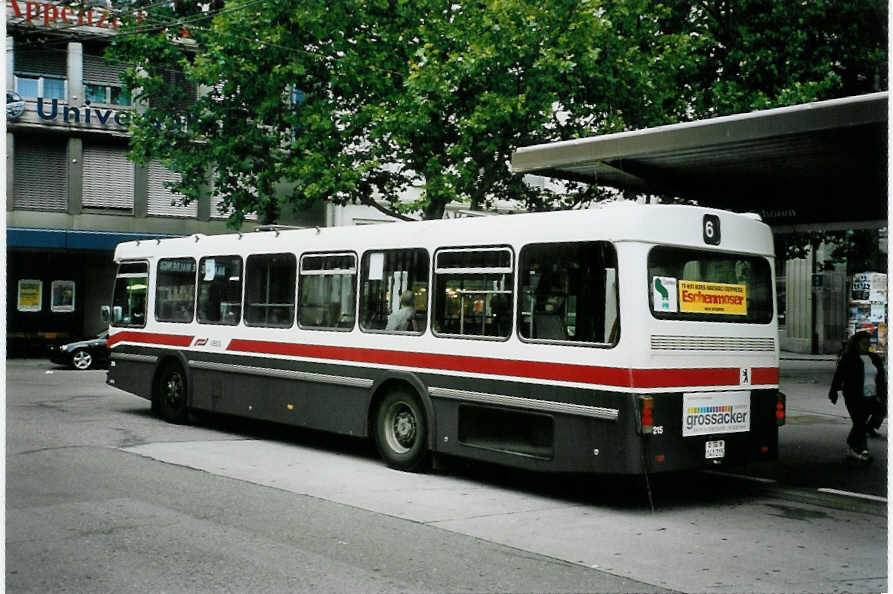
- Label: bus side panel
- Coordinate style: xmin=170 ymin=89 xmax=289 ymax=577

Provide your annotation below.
xmin=107 ymin=349 xmax=156 ymax=402
xmin=188 ymin=353 xmax=372 ymax=438
xmin=419 ymin=373 xmax=645 ymax=474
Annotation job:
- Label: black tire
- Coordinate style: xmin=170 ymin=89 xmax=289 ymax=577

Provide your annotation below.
xmin=71 ymin=349 xmax=94 ymax=370
xmin=155 ymin=363 xmax=189 ymax=424
xmin=374 ymin=389 xmax=430 ymax=472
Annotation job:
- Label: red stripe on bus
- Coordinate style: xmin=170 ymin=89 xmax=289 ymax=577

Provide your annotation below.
xmin=751 ymin=367 xmax=780 ymax=385
xmin=108 ymin=331 xmax=194 ymax=348
xmin=226 ymin=338 xmax=778 ymax=389
xmin=629 ymin=367 xmax=737 ymax=388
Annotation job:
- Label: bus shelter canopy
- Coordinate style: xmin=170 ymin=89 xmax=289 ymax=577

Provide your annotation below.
xmin=511 ymin=92 xmax=888 ymax=229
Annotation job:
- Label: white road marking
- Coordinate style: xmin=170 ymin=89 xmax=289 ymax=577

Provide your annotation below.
xmin=817 ymin=488 xmax=887 ymax=503
xmin=703 ymin=470 xmax=777 ymax=484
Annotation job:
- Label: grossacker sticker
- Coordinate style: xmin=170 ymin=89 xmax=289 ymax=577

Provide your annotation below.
xmin=679 ymin=280 xmax=747 ymax=315
xmin=682 ymin=391 xmax=750 ymax=437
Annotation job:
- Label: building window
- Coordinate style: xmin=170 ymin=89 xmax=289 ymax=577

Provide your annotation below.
xmin=197 ymin=256 xmax=243 ymax=325
xmin=85 ymin=83 xmax=130 ymax=106
xmin=156 ymin=258 xmax=196 ymax=323
xmin=245 ymin=253 xmax=296 ymax=328
xmin=50 ymin=280 xmax=76 ymax=313
xmin=360 ymin=249 xmax=428 ymax=333
xmin=111 ymin=262 xmax=148 ymax=327
xmin=299 ymin=253 xmax=356 ymax=330
xmin=518 ymin=242 xmax=619 ymax=345
xmin=17 ymin=279 xmax=43 ymax=312
xmin=15 ymin=75 xmax=66 ymax=99
xmin=433 ymin=247 xmax=513 ymax=339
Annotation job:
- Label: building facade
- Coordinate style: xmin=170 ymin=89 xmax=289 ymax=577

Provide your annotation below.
xmin=5 ymin=3 xmax=324 ymax=353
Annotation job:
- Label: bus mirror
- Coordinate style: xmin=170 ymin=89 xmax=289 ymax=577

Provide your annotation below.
xmin=100 ymin=305 xmax=110 ymax=323
xmin=112 ymin=306 xmax=123 ymax=323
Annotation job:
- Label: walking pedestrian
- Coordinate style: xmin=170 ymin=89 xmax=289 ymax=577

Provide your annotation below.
xmin=828 ymin=331 xmax=887 ymax=461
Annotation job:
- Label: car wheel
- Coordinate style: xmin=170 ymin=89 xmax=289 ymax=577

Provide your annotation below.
xmin=374 ymin=389 xmax=430 ymax=472
xmin=71 ymin=349 xmax=94 ymax=370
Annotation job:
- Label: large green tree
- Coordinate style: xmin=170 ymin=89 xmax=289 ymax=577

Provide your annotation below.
xmin=675 ymin=0 xmax=887 ymax=116
xmin=110 ymin=0 xmax=886 ymax=224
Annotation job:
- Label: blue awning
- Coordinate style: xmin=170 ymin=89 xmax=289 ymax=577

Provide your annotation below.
xmin=7 ymin=228 xmax=180 ymax=251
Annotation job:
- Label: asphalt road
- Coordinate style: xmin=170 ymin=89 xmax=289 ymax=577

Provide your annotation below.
xmin=5 ymin=358 xmax=887 ymax=593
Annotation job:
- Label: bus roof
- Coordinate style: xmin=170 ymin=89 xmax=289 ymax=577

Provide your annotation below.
xmin=113 ymin=202 xmax=775 ymax=261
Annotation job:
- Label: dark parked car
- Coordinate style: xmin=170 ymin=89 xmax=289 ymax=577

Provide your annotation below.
xmin=48 ymin=330 xmax=110 ymax=370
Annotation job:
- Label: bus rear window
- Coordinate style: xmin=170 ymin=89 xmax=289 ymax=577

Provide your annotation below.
xmin=648 ymin=247 xmax=773 ymax=324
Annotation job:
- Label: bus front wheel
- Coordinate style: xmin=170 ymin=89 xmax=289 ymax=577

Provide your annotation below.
xmin=155 ymin=363 xmax=189 ymax=424
xmin=374 ymin=389 xmax=429 ymax=472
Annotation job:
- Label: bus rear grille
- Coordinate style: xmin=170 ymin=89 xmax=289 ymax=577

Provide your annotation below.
xmin=651 ymin=335 xmax=776 ymax=352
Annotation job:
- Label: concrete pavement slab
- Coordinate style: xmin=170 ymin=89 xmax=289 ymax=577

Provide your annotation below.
xmin=124 ymin=440 xmax=886 ymax=593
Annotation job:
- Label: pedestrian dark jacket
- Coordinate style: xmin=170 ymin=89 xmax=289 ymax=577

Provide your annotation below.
xmin=830 ymin=350 xmax=887 ymax=404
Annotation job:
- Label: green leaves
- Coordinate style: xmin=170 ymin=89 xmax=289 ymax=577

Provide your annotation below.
xmin=108 ymin=0 xmax=886 ymax=224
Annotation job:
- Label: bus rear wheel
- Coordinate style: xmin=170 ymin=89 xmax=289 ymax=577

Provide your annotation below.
xmin=155 ymin=363 xmax=189 ymax=424
xmin=374 ymin=389 xmax=429 ymax=472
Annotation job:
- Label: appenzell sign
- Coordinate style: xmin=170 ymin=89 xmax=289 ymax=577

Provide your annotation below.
xmin=7 ymin=0 xmax=145 ymax=33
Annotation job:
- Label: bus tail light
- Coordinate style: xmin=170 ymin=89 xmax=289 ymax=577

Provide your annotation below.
xmin=638 ymin=396 xmax=654 ymax=435
xmin=776 ymin=392 xmax=786 ymax=426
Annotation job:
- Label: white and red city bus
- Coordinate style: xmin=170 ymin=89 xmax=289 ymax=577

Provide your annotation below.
xmin=105 ymin=202 xmax=784 ymax=474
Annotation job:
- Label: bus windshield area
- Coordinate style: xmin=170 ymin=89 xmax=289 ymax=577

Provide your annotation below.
xmin=648 ymin=247 xmax=773 ymax=324
xmin=111 ymin=262 xmax=148 ymax=327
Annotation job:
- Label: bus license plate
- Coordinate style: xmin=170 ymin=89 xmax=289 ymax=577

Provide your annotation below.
xmin=705 ymin=440 xmax=725 ymax=459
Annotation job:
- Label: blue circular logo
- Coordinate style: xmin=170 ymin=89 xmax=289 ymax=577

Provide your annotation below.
xmin=6 ymin=90 xmax=25 ymax=120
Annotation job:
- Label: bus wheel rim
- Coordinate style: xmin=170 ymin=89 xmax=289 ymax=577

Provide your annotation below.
xmin=73 ymin=351 xmax=91 ymax=369
xmin=386 ymin=403 xmax=417 ymax=454
xmin=165 ymin=372 xmax=184 ymax=407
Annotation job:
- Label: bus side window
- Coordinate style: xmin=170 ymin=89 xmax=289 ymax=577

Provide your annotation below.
xmin=518 ymin=241 xmax=618 ymax=345
xmin=432 ymin=247 xmax=513 ymax=339
xmin=156 ymin=258 xmax=196 ymax=323
xmin=197 ymin=255 xmax=243 ymax=325
xmin=298 ymin=253 xmax=357 ymax=331
xmin=245 ymin=253 xmax=296 ymax=328
xmin=359 ymin=248 xmax=428 ymax=334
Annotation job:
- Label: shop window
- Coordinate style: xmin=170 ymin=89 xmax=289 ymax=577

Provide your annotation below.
xmin=360 ymin=249 xmax=428 ymax=334
xmin=518 ymin=242 xmax=618 ymax=345
xmin=299 ymin=253 xmax=356 ymax=330
xmin=111 ymin=262 xmax=148 ymax=327
xmin=17 ymin=279 xmax=43 ymax=313
xmin=245 ymin=253 xmax=296 ymax=328
xmin=156 ymin=258 xmax=196 ymax=323
xmin=50 ymin=280 xmax=76 ymax=313
xmin=197 ymin=256 xmax=243 ymax=325
xmin=433 ymin=247 xmax=513 ymax=339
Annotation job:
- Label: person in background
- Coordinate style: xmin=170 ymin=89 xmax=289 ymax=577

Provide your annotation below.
xmin=385 ymin=290 xmax=416 ymax=331
xmin=829 ymin=331 xmax=887 ymax=461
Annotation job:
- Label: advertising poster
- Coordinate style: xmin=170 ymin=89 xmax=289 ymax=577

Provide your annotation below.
xmin=51 ymin=280 xmax=75 ymax=313
xmin=849 ymin=272 xmax=887 ymax=353
xmin=678 ymin=280 xmax=747 ymax=315
xmin=17 ymin=279 xmax=42 ymax=312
